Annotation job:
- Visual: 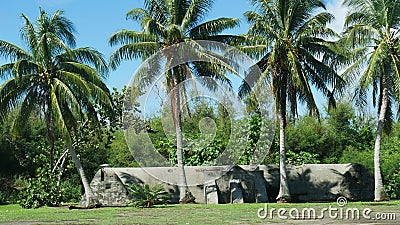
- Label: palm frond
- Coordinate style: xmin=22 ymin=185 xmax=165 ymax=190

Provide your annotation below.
xmin=42 ymin=9 xmax=76 ymax=48
xmin=0 ymin=63 xmax=15 ymax=80
xmin=109 ymin=42 xmax=161 ymax=69
xmin=59 ymin=62 xmax=104 ymax=85
xmin=20 ymin=13 xmax=38 ymax=56
xmin=12 ymin=60 xmax=40 ymax=78
xmin=52 ymin=77 xmax=83 ymax=117
xmin=109 ymin=30 xmax=159 ymax=46
xmin=205 ymin=35 xmax=247 ymax=46
xmin=126 ymin=8 xmax=149 ymax=22
xmin=144 ymin=0 xmax=168 ymax=24
xmin=132 ymin=53 xmax=164 ymax=92
xmin=181 ymin=0 xmax=214 ymax=30
xmin=0 ymin=75 xmax=34 ymax=121
xmin=12 ymin=89 xmax=40 ymax=136
xmin=0 ymin=40 xmax=31 ymax=61
xmin=50 ymin=85 xmax=70 ymax=137
xmin=189 ymin=18 xmax=239 ymax=39
xmin=58 ymin=47 xmax=109 ymax=78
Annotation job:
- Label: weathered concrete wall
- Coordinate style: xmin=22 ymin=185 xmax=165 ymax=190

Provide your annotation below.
xmin=88 ymin=168 xmax=130 ymax=206
xmin=215 ymin=166 xmax=268 ymax=203
xmin=84 ymin=164 xmax=374 ymax=206
xmin=250 ymin=164 xmax=374 ymax=202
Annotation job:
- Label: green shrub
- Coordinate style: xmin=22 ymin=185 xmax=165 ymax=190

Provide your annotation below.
xmin=339 ymin=143 xmax=400 ymax=199
xmin=18 ymin=167 xmax=62 ymax=208
xmin=0 ymin=177 xmax=23 ymax=204
xmin=286 ymin=150 xmax=321 ymax=166
xmin=0 ymin=179 xmax=7 ymax=204
xmin=0 ymin=188 xmax=18 ymax=205
xmin=338 ymin=147 xmax=374 ymax=171
xmin=385 ymin=167 xmax=400 ymax=199
xmin=127 ymin=184 xmax=170 ymax=208
xmin=59 ymin=180 xmax=82 ymax=203
xmin=18 ymin=173 xmax=82 ymax=208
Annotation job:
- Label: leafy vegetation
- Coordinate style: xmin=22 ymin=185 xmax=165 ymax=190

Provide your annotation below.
xmin=127 ymin=184 xmax=170 ymax=208
xmin=0 ymin=93 xmax=399 ymax=206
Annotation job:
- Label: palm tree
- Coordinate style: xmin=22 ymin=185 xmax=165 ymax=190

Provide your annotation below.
xmin=109 ymin=0 xmax=239 ymax=202
xmin=239 ymin=0 xmax=344 ymax=202
xmin=0 ymin=8 xmax=113 ymax=207
xmin=342 ymin=0 xmax=400 ymax=201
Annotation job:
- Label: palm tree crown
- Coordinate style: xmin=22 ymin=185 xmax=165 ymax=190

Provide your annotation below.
xmin=343 ymin=0 xmax=400 ymax=128
xmin=0 ymin=9 xmax=111 ymax=135
xmin=242 ymin=0 xmax=344 ymax=116
xmin=109 ymin=0 xmax=240 ymax=83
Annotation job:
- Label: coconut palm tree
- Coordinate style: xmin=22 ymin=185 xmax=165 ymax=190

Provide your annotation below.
xmin=109 ymin=0 xmax=240 ymax=202
xmin=342 ymin=0 xmax=400 ymax=201
xmin=0 ymin=8 xmax=113 ymax=207
xmin=239 ymin=0 xmax=344 ymax=202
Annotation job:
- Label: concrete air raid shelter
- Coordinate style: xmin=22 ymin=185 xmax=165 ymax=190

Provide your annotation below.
xmin=80 ymin=164 xmax=374 ymax=206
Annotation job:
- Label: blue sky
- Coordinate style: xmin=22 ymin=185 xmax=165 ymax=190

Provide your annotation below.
xmin=0 ymin=0 xmax=347 ymax=90
xmin=0 ymin=0 xmax=253 ymax=89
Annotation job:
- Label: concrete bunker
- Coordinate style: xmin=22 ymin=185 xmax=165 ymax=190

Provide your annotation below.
xmin=81 ymin=164 xmax=374 ymax=206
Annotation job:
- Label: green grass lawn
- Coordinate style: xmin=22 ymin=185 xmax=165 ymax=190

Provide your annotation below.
xmin=0 ymin=201 xmax=399 ymax=224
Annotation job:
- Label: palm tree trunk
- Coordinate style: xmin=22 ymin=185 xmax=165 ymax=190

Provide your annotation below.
xmin=46 ymin=107 xmax=56 ymax=171
xmin=276 ymin=89 xmax=291 ymax=203
xmin=175 ymin=86 xmax=189 ymax=201
xmin=374 ymin=79 xmax=389 ymax=201
xmin=169 ymin=75 xmax=191 ymax=203
xmin=66 ymin=137 xmax=99 ymax=207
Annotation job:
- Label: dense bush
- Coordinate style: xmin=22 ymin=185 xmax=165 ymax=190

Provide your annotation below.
xmin=282 ymin=103 xmax=375 ymax=164
xmin=107 ymin=130 xmax=138 ymax=167
xmin=381 ymin=125 xmax=400 ymax=199
xmin=16 ymin=141 xmax=84 ymax=208
xmin=338 ymin=123 xmax=400 ymax=199
xmin=59 ymin=180 xmax=82 ymax=204
xmin=18 ymin=168 xmax=62 ymax=208
xmin=285 ymin=150 xmax=321 ymax=166
xmin=17 ymin=169 xmax=82 ymax=208
xmin=386 ymin=167 xmax=400 ymax=199
xmin=148 ymin=99 xmax=233 ymax=166
xmin=0 ymin=178 xmax=19 ymax=204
